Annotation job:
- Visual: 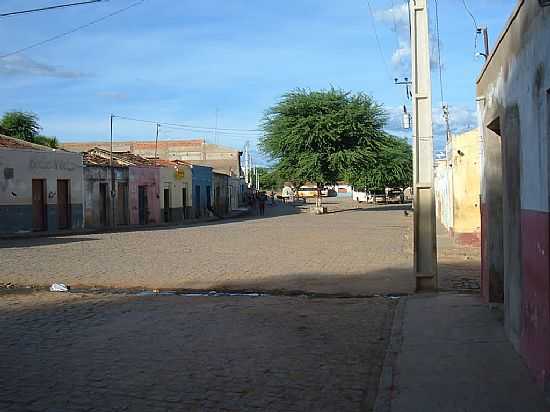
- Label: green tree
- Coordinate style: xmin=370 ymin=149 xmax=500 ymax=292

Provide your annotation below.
xmin=345 ymin=135 xmax=413 ymax=191
xmin=0 ymin=111 xmax=58 ymax=148
xmin=260 ymin=88 xmax=389 ymax=205
xmin=257 ymin=167 xmax=283 ymax=191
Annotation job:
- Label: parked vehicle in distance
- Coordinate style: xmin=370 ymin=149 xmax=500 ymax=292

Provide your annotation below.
xmin=368 ymin=189 xmax=386 ymax=204
xmin=297 ymin=186 xmax=328 ymax=198
xmin=386 ymin=188 xmax=405 ymax=204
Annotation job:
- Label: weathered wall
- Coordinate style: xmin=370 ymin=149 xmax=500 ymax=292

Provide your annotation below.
xmin=476 ymin=0 xmax=550 ymax=391
xmin=159 ymin=164 xmax=192 ymax=222
xmin=213 ymin=172 xmax=229 ymax=217
xmin=129 ymin=166 xmax=160 ymax=225
xmin=451 ymin=129 xmax=481 ymax=242
xmin=191 ymin=165 xmax=212 ymax=218
xmin=83 ymin=166 xmax=129 ymax=228
xmin=0 ymin=148 xmax=83 ymax=233
xmin=434 ymin=159 xmax=452 ymax=230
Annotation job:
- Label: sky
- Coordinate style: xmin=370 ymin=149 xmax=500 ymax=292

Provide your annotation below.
xmin=0 ymin=0 xmax=516 ymax=165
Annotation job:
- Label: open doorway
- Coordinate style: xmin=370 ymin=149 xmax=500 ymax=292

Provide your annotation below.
xmin=483 ymin=117 xmax=504 ymax=303
xmin=32 ymin=179 xmax=47 ymax=231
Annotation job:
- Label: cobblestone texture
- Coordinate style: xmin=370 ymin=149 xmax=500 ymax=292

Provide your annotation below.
xmin=0 ymin=200 xmax=416 ymax=295
xmin=0 ymin=292 xmax=396 ymax=412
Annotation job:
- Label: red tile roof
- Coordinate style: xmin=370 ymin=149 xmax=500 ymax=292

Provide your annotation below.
xmin=0 ymin=134 xmax=54 ymax=151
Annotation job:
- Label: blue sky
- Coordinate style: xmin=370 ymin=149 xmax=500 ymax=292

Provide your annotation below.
xmin=0 ymin=0 xmax=515 ymax=164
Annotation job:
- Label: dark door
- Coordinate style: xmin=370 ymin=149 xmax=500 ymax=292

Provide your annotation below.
xmin=194 ymin=185 xmax=201 ymax=218
xmin=99 ymin=182 xmax=108 ymax=226
xmin=182 ymin=187 xmax=187 ymax=219
xmin=57 ymin=180 xmax=70 ymax=229
xmin=206 ymin=186 xmax=211 ymax=210
xmin=138 ymin=185 xmax=148 ymax=225
xmin=163 ymin=188 xmax=171 ymax=222
xmin=117 ymin=182 xmax=129 ymax=225
xmin=32 ymin=179 xmax=47 ymax=231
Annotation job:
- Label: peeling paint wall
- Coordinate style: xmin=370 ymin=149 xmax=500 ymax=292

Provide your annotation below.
xmin=129 ymin=166 xmax=160 ymax=225
xmin=0 ymin=148 xmax=83 ymax=233
xmin=476 ymin=0 xmax=550 ymax=392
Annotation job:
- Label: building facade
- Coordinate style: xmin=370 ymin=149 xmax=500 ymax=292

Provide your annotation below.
xmin=434 ymin=129 xmax=481 ymax=246
xmin=159 ymin=160 xmax=193 ymax=223
xmin=62 ymin=139 xmax=242 ymax=177
xmin=213 ymin=172 xmax=230 ymax=217
xmin=0 ymin=135 xmax=83 ymax=233
xmin=190 ymin=164 xmax=213 ymax=218
xmin=476 ymin=0 xmax=550 ymax=393
xmin=83 ymin=152 xmax=129 ymax=228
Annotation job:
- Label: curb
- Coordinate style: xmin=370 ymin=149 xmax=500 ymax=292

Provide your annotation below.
xmin=373 ymin=296 xmax=407 ymax=412
xmin=0 ymin=216 xmax=230 ymax=240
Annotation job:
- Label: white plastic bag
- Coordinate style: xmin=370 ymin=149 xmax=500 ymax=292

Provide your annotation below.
xmin=49 ymin=283 xmax=69 ymax=292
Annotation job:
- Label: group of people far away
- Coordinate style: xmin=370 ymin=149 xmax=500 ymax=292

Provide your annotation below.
xmin=248 ymin=190 xmax=277 ymax=216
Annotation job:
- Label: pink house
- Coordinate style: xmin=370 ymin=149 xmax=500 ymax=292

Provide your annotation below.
xmin=129 ymin=165 xmax=160 ymax=225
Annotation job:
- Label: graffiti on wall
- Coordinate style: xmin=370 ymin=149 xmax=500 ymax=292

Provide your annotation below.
xmin=29 ymin=158 xmax=79 ymax=171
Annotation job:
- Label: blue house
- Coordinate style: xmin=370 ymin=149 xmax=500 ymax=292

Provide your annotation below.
xmin=190 ymin=164 xmax=213 ymax=218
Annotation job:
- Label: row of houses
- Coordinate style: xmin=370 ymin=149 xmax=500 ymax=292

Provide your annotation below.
xmin=0 ymin=135 xmax=246 ymax=234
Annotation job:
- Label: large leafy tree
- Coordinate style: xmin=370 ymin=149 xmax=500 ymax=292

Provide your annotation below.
xmin=261 ymin=88 xmax=387 ymax=188
xmin=345 ymin=135 xmax=412 ymax=190
xmin=0 ymin=111 xmax=58 ymax=148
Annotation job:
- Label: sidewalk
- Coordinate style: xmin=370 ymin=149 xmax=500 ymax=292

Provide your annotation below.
xmin=375 ymin=293 xmax=549 ymax=412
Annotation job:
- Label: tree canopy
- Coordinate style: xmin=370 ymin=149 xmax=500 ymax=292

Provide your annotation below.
xmin=260 ymin=88 xmax=411 ymax=190
xmin=0 ymin=111 xmax=58 ymax=148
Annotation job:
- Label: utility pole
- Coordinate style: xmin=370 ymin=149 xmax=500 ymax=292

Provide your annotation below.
xmin=244 ymin=142 xmax=250 ymax=185
xmin=110 ymin=114 xmax=116 ymax=228
xmin=410 ymin=0 xmax=437 ymax=290
xmin=213 ymin=108 xmax=219 ymax=145
xmin=477 ymin=27 xmax=489 ymax=60
xmin=154 ymin=123 xmax=160 ymax=166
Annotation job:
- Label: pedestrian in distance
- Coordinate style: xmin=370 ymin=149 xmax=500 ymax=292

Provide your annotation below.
xmin=258 ymin=192 xmax=266 ymax=216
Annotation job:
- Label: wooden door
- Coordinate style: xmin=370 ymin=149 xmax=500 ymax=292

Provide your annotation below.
xmin=117 ymin=182 xmax=129 ymax=225
xmin=163 ymin=188 xmax=171 ymax=222
xmin=57 ymin=180 xmax=70 ymax=229
xmin=32 ymin=179 xmax=47 ymax=231
xmin=99 ymin=183 xmax=108 ymax=226
xmin=138 ymin=186 xmax=148 ymax=225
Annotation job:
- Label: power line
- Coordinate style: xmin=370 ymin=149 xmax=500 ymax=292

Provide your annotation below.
xmin=461 ymin=0 xmax=479 ymax=29
xmin=0 ymin=0 xmax=105 ymax=18
xmin=433 ymin=0 xmax=445 ymax=105
xmin=433 ymin=0 xmax=451 ymax=141
xmin=365 ymin=0 xmax=393 ymax=81
xmin=113 ymin=115 xmax=263 ymax=134
xmin=0 ymin=1 xmax=145 ymax=59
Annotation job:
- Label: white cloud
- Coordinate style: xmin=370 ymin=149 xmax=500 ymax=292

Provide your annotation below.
xmin=375 ymin=2 xmax=440 ymax=73
xmin=374 ymin=3 xmax=409 ymax=31
xmin=0 ymin=54 xmax=85 ymax=78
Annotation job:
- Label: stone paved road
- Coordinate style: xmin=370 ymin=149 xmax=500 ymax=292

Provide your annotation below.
xmin=0 ymin=291 xmax=396 ymax=412
xmin=0 ymin=200 xmax=416 ymax=295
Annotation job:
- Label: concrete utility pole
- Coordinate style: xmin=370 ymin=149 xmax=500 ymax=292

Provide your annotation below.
xmin=244 ymin=142 xmax=250 ymax=185
xmin=110 ymin=114 xmax=116 ymax=228
xmin=410 ymin=0 xmax=437 ymax=290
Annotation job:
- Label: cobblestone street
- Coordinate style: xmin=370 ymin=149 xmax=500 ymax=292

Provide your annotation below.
xmin=1 ymin=200 xmax=416 ymax=295
xmin=0 ymin=200 xmax=481 ymax=411
xmin=0 ymin=292 xmax=396 ymax=412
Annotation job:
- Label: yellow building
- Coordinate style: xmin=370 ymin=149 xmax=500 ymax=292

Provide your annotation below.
xmin=434 ymin=129 xmax=481 ymax=246
xmin=158 ymin=160 xmax=193 ymax=222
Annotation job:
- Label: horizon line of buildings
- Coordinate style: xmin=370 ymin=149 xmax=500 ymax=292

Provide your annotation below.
xmin=0 ymin=134 xmax=248 ymax=234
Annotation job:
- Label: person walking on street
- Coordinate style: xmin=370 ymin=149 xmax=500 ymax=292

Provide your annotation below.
xmin=258 ymin=192 xmax=266 ymax=216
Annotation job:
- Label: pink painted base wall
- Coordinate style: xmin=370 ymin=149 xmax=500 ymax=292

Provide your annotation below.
xmin=520 ymin=209 xmax=550 ymax=389
xmin=481 ymin=202 xmax=489 ymax=303
xmin=129 ymin=167 xmax=160 ymax=225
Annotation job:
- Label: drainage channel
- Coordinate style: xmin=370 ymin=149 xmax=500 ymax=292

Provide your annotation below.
xmin=2 ymin=284 xmax=407 ymax=299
